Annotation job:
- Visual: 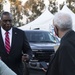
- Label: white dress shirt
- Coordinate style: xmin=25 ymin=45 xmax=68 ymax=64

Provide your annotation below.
xmin=1 ymin=27 xmax=12 ymax=47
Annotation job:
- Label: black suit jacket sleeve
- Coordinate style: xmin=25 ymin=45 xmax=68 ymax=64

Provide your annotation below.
xmin=22 ymin=31 xmax=32 ymax=59
xmin=58 ymin=42 xmax=75 ymax=75
xmin=46 ymin=41 xmax=75 ymax=75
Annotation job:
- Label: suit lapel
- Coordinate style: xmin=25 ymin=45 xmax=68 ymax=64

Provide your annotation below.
xmin=0 ymin=27 xmax=7 ymax=54
xmin=0 ymin=27 xmax=4 ymax=46
xmin=10 ymin=28 xmax=17 ymax=53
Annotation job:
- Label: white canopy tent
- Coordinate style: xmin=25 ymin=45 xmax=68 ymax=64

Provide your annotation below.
xmin=30 ymin=18 xmax=53 ymax=31
xmin=19 ymin=8 xmax=54 ymax=31
xmin=60 ymin=5 xmax=75 ymax=31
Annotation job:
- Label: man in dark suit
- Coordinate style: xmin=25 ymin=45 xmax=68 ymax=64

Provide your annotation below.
xmin=46 ymin=12 xmax=75 ymax=75
xmin=0 ymin=11 xmax=32 ymax=75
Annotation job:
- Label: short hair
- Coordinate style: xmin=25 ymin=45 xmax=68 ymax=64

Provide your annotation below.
xmin=1 ymin=11 xmax=13 ymax=19
xmin=53 ymin=12 xmax=72 ymax=31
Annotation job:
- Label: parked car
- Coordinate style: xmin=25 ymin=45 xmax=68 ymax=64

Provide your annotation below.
xmin=24 ymin=30 xmax=59 ymax=70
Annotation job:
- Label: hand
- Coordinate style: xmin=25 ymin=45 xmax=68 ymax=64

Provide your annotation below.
xmin=22 ymin=54 xmax=29 ymax=62
xmin=42 ymin=68 xmax=47 ymax=72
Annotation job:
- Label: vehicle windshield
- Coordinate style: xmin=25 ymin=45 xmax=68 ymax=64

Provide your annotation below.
xmin=25 ymin=31 xmax=59 ymax=43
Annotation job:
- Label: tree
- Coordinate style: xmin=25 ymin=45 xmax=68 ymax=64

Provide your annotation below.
xmin=9 ymin=0 xmax=23 ymax=27
xmin=66 ymin=0 xmax=75 ymax=13
xmin=48 ymin=0 xmax=58 ymax=14
xmin=23 ymin=0 xmax=45 ymax=24
xmin=0 ymin=0 xmax=4 ymax=16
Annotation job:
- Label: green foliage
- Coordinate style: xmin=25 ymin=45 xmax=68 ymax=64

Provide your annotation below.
xmin=9 ymin=0 xmax=23 ymax=27
xmin=0 ymin=0 xmax=3 ymax=15
xmin=66 ymin=0 xmax=75 ymax=13
xmin=48 ymin=0 xmax=58 ymax=14
xmin=0 ymin=0 xmax=75 ymax=27
xmin=23 ymin=0 xmax=45 ymax=24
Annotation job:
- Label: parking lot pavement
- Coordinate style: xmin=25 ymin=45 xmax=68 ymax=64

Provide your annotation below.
xmin=23 ymin=62 xmax=46 ymax=75
xmin=29 ymin=68 xmax=46 ymax=75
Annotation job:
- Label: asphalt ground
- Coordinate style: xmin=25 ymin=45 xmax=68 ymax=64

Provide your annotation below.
xmin=29 ymin=68 xmax=46 ymax=75
xmin=23 ymin=62 xmax=46 ymax=75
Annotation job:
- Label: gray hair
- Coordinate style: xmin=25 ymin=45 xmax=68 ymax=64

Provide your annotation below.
xmin=53 ymin=12 xmax=72 ymax=31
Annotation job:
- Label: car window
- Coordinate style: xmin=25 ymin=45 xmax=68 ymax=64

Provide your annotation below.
xmin=25 ymin=31 xmax=59 ymax=43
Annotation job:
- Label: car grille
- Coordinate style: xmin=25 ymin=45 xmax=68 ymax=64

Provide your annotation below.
xmin=33 ymin=49 xmax=55 ymax=62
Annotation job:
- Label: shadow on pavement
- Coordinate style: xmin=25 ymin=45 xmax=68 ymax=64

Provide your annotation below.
xmin=29 ymin=68 xmax=46 ymax=75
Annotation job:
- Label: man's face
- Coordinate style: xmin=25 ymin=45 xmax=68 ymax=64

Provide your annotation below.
xmin=53 ymin=20 xmax=59 ymax=37
xmin=54 ymin=26 xmax=59 ymax=37
xmin=1 ymin=14 xmax=12 ymax=31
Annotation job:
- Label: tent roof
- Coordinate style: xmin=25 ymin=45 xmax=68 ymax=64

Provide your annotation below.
xmin=30 ymin=8 xmax=54 ymax=25
xmin=61 ymin=5 xmax=75 ymax=15
xmin=19 ymin=8 xmax=54 ymax=30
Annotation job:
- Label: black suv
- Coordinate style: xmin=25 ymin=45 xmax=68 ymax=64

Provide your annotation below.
xmin=24 ymin=30 xmax=59 ymax=70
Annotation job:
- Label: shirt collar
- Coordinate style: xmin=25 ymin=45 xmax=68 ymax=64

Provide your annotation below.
xmin=1 ymin=27 xmax=12 ymax=35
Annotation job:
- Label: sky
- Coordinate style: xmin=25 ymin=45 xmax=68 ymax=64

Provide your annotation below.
xmin=20 ymin=0 xmax=66 ymax=5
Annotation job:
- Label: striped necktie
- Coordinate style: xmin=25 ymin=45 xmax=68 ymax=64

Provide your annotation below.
xmin=5 ymin=32 xmax=10 ymax=54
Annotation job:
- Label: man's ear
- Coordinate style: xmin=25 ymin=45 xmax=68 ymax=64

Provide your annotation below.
xmin=0 ymin=20 xmax=2 ymax=25
xmin=54 ymin=26 xmax=58 ymax=37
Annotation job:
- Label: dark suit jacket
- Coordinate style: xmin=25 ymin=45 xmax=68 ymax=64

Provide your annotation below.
xmin=0 ymin=27 xmax=32 ymax=75
xmin=46 ymin=30 xmax=75 ymax=75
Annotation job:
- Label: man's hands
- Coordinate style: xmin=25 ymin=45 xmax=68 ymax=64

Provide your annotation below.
xmin=22 ymin=54 xmax=29 ymax=62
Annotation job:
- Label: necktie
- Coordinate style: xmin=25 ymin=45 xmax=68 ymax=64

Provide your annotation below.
xmin=5 ymin=32 xmax=10 ymax=54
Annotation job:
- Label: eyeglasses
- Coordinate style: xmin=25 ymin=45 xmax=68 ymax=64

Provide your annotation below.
xmin=2 ymin=20 xmax=12 ymax=23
